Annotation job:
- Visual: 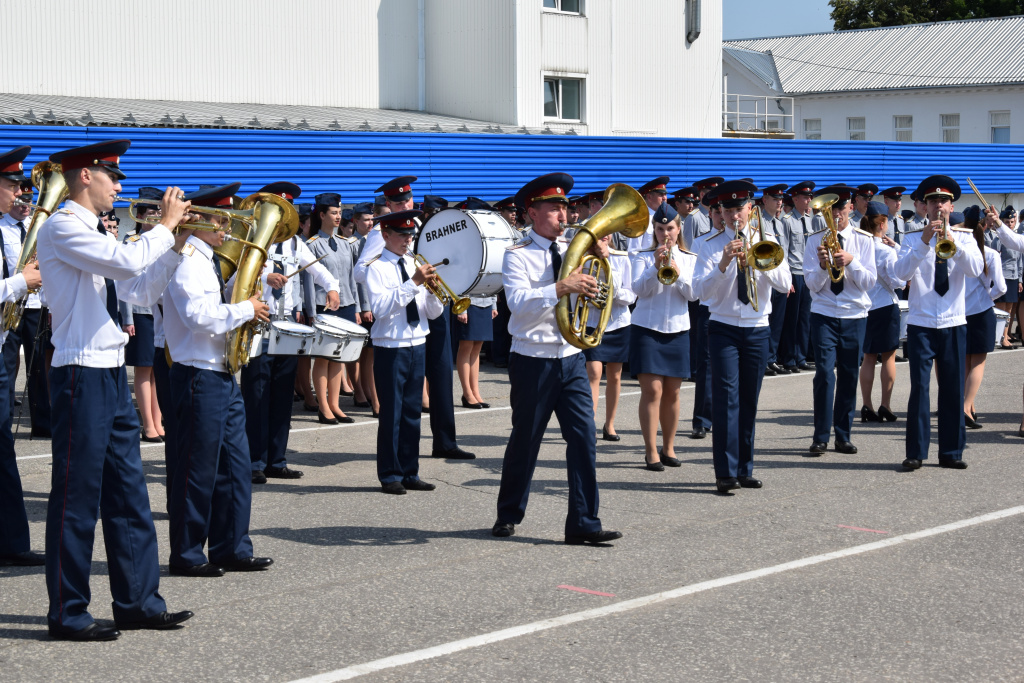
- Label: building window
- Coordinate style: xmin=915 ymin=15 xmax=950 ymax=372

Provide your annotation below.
xmin=847 ymin=117 xmax=865 ymax=141
xmin=544 ymin=77 xmax=582 ymax=121
xmin=893 ymin=115 xmax=912 ymax=142
xmin=941 ymin=114 xmax=960 ymax=143
xmin=991 ymin=111 xmax=1010 ymax=144
xmin=543 ymin=0 xmax=581 ymax=13
xmin=803 ymin=119 xmax=821 ymax=140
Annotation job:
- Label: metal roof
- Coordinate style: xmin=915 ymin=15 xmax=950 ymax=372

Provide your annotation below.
xmin=0 ymin=93 xmax=575 ymax=136
xmin=724 ymin=47 xmax=783 ymax=92
xmin=726 ymin=15 xmax=1024 ymax=95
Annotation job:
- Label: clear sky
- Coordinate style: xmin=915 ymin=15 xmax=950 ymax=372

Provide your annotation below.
xmin=723 ymin=0 xmax=835 ymax=41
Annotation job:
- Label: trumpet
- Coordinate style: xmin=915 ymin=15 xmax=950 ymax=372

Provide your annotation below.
xmin=413 ymin=254 xmax=470 ymax=314
xmin=935 ymin=213 xmax=957 ymax=259
xmin=657 ymin=240 xmax=679 ymax=285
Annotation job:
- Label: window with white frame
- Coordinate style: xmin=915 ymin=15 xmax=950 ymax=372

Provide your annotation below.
xmin=543 ymin=0 xmax=581 ymax=13
xmin=544 ymin=77 xmax=582 ymax=121
xmin=803 ymin=119 xmax=821 ymax=140
xmin=941 ymin=114 xmax=960 ymax=143
xmin=991 ymin=111 xmax=1010 ymax=144
xmin=893 ymin=115 xmax=912 ymax=142
xmin=847 ymin=117 xmax=865 ymax=140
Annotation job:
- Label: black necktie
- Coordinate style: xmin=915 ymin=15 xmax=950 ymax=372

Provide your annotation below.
xmin=211 ymin=253 xmax=227 ymax=304
xmin=16 ymin=221 xmax=25 ymax=243
xmin=328 ymin=236 xmax=337 ymax=252
xmin=934 ymin=253 xmax=949 ymax=297
xmin=0 ymin=229 xmax=7 ymax=279
xmin=801 ymin=216 xmax=809 ymax=236
xmin=830 ymin=233 xmax=845 ymax=295
xmin=398 ymin=258 xmax=420 ymax=325
xmin=549 ymin=243 xmax=562 ymax=278
xmin=736 ymin=240 xmax=750 ymax=305
xmin=97 ymin=220 xmax=119 ymax=323
xmin=273 ymin=242 xmax=284 ymax=301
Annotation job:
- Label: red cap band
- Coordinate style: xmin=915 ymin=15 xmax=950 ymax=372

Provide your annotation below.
xmin=60 ymin=152 xmax=121 ymax=173
xmin=383 ymin=184 xmax=411 ymax=197
xmin=0 ymin=160 xmax=23 ymax=174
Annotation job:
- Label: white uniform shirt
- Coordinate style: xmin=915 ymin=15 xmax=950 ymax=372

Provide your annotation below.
xmin=893 ymin=228 xmax=984 ymax=329
xmin=164 ymin=235 xmax=255 ymax=372
xmin=867 ymin=237 xmax=905 ymax=310
xmin=354 ymin=226 xmax=384 ymax=284
xmin=630 ymin=246 xmax=696 ymax=333
xmin=0 ymin=213 xmax=40 ymax=310
xmin=365 ymin=248 xmax=443 ymax=348
xmin=964 ymin=246 xmax=1006 ymax=316
xmin=37 ymin=200 xmax=178 ymax=368
xmin=502 ymin=231 xmax=579 ymax=359
xmin=259 ymin=235 xmax=338 ymax=317
xmin=693 ymin=226 xmax=792 ymax=328
xmin=603 ymin=251 xmax=635 ymax=332
xmin=996 ymin=222 xmax=1024 ymax=254
xmin=803 ymin=225 xmax=877 ymax=319
xmin=682 ymin=206 xmax=711 ymax=251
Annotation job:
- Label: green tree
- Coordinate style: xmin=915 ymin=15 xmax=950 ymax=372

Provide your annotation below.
xmin=829 ymin=0 xmax=1024 ymax=30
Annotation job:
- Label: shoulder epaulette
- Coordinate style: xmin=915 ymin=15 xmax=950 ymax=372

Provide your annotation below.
xmin=682 ymin=249 xmax=698 ymax=256
xmin=306 ymin=235 xmax=319 ymax=244
xmin=507 ymin=239 xmax=532 ymax=250
xmin=181 ymin=243 xmax=196 ymax=257
xmin=808 ymin=228 xmax=827 ymax=237
xmin=344 ymin=236 xmax=357 ymax=243
xmin=950 ymin=226 xmax=972 ymax=232
xmin=58 ymin=208 xmax=73 ymax=215
xmin=903 ymin=228 xmax=924 ymax=234
xmin=608 ymin=248 xmax=628 ymax=256
xmin=365 ymin=254 xmax=381 ymax=265
xmin=854 ymin=227 xmax=873 ymax=237
xmin=638 ymin=245 xmax=658 ymax=253
xmin=126 ymin=234 xmax=141 ymax=243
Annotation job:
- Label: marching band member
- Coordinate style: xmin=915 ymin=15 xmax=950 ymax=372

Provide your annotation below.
xmin=993 ymin=206 xmax=1021 ymax=349
xmin=988 ymin=204 xmax=1024 ymax=436
xmin=859 ymin=202 xmax=905 ymax=423
xmin=849 ymin=183 xmax=878 ymax=227
xmin=244 ymin=182 xmax=341 ymax=484
xmin=906 ymin=190 xmax=928 ymax=231
xmin=894 ymin=176 xmax=983 ymax=470
xmin=672 ymin=186 xmax=700 ymax=380
xmin=350 ymin=201 xmax=379 ymax=415
xmin=759 ymin=184 xmax=791 ymax=376
xmin=804 ymin=186 xmax=877 ymax=455
xmin=693 ymin=180 xmax=791 ymax=493
xmin=454 ymin=293 xmax=497 ymax=409
xmin=689 ymin=194 xmax=725 ymax=440
xmin=879 ymin=186 xmax=907 ymax=243
xmin=364 ymin=210 xmax=442 ymax=494
xmin=779 ymin=181 xmax=824 ymax=374
xmin=492 ymin=173 xmax=622 ymax=545
xmin=164 ymin=182 xmax=273 ymax=577
xmin=961 ymin=206 xmax=1005 ymax=429
xmin=293 ymin=203 xmax=319 ymax=410
xmin=39 ymin=140 xmax=193 ymax=639
xmin=682 ymin=177 xmax=722 ymax=250
xmin=629 ymin=203 xmax=695 ymax=470
xmin=0 ymin=146 xmax=45 ymax=568
xmin=626 ymin=176 xmax=669 ymax=253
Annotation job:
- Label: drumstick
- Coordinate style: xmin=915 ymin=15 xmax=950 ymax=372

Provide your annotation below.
xmin=285 ymin=254 xmax=329 ymax=279
xmin=966 ymin=178 xmax=992 ymax=212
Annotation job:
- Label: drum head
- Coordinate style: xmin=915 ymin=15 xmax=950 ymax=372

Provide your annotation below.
xmin=416 ymin=209 xmax=484 ymax=296
xmin=274 ymin=320 xmax=315 ymax=335
xmin=315 ymin=315 xmax=366 ymax=335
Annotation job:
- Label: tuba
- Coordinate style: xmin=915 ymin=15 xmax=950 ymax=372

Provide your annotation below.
xmin=2 ymin=162 xmax=68 ymax=331
xmin=555 ymin=184 xmax=649 ymax=349
xmin=811 ymin=193 xmax=843 ymax=283
xmin=224 ymin=192 xmax=299 ymax=374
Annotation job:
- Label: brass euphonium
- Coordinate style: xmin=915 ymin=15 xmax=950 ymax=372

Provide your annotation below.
xmin=935 ymin=213 xmax=957 ymax=259
xmin=2 ymin=162 xmax=68 ymax=331
xmin=811 ymin=193 xmax=843 ymax=283
xmin=555 ymin=184 xmax=649 ymax=350
xmin=737 ymin=206 xmax=786 ymax=312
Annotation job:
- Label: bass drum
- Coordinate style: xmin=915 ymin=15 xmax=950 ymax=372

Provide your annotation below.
xmin=416 ymin=209 xmax=520 ymax=297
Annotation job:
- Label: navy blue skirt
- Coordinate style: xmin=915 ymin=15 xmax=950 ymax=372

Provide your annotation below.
xmin=863 ymin=304 xmax=900 ymax=354
xmin=317 ymin=303 xmax=357 ymax=323
xmin=124 ymin=313 xmax=155 ymax=367
xmin=996 ymin=279 xmax=1018 ymax=303
xmin=629 ymin=325 xmax=690 ymax=379
xmin=455 ymin=306 xmax=493 ymax=342
xmin=584 ymin=325 xmax=630 ymax=364
xmin=966 ymin=308 xmax=996 ymax=355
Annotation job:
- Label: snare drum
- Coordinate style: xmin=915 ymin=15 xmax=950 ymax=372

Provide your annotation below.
xmin=311 ymin=315 xmax=368 ymax=362
xmin=268 ymin=320 xmax=315 ymax=356
xmin=416 ymin=209 xmax=520 ymax=297
xmin=898 ymin=300 xmax=909 ymax=342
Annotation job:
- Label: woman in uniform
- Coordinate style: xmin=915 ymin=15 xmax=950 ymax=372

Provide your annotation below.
xmin=963 ymin=206 xmax=1006 ymax=428
xmin=454 ymin=295 xmax=497 ymax=409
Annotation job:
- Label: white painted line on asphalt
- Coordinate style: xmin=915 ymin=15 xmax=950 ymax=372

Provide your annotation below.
xmin=289 ymin=504 xmax=1024 ymax=682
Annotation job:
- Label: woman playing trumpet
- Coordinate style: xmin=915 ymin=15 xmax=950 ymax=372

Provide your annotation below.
xmin=629 ymin=203 xmax=697 ymax=471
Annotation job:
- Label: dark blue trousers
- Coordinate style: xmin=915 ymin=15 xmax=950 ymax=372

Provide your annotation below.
xmin=373 ymin=344 xmax=426 ymax=484
xmin=497 ymin=353 xmax=601 ymax=535
xmin=708 ymin=322 xmax=770 ymax=479
xmin=906 ymin=325 xmax=967 ymax=462
xmin=811 ymin=313 xmax=867 ymax=444
xmin=691 ymin=304 xmax=713 ymax=430
xmin=45 ymin=365 xmax=166 ymax=630
xmin=152 ymin=347 xmax=174 ymax=511
xmin=491 ymin=292 xmax=512 ymax=365
xmin=0 ymin=356 xmax=30 ymax=555
xmin=168 ymin=365 xmax=254 ymax=568
xmin=426 ymin=307 xmax=457 ymax=452
xmin=780 ymin=274 xmax=810 ymax=367
xmin=241 ymin=343 xmax=299 ymax=471
xmin=3 ymin=308 xmax=50 ymax=430
xmin=767 ymin=290 xmax=788 ymax=365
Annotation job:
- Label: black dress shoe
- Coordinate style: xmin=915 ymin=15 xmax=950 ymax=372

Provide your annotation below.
xmin=645 ymin=458 xmax=665 ymax=472
xmin=690 ymin=426 xmax=707 ymax=439
xmin=716 ymin=478 xmax=740 ymax=493
xmin=785 ymin=365 xmax=800 ymax=374
xmin=421 ymin=405 xmax=431 ymax=414
xmin=0 ymin=550 xmax=45 ymax=566
xmin=219 ymin=557 xmax=273 ymax=572
xmin=658 ymin=447 xmax=681 ymax=467
xmin=764 ymin=364 xmax=777 ymax=377
xmin=49 ymin=622 xmax=121 ymax=642
xmin=335 ymin=415 xmax=355 ymax=424
xmin=479 ymin=402 xmax=491 ymax=408
xmin=141 ymin=433 xmax=164 ymax=443
xmin=808 ymin=440 xmax=828 ymax=455
xmin=116 ymin=610 xmax=194 ymax=631
xmin=738 ymin=476 xmax=762 ymax=488
xmin=169 ymin=563 xmax=224 ymax=577
xmin=492 ymin=521 xmax=515 ymax=537
xmin=431 ymin=446 xmax=476 ymax=459
xmin=964 ymin=413 xmax=983 ymax=429
xmin=461 ymin=396 xmax=485 ymax=409
xmin=371 ymin=411 xmax=380 ymax=419
xmin=773 ymin=363 xmax=791 ymax=375
xmin=877 ymin=405 xmax=898 ymax=422
xmin=13 ymin=398 xmax=21 ymax=407
xmin=939 ymin=460 xmax=968 ymax=469
xmin=1018 ymin=426 xmax=1024 ymax=438
xmin=265 ymin=466 xmax=303 ymax=479
xmin=565 ymin=529 xmax=623 ymax=545
xmin=835 ymin=441 xmax=858 ymax=454
xmin=318 ymin=411 xmax=338 ymax=424
xmin=303 ymin=403 xmax=319 ymax=412
xmin=895 ymin=355 xmax=908 ymax=363
xmin=31 ymin=426 xmax=52 ymax=438
xmin=902 ymin=458 xmax=922 ymax=470
xmin=802 ymin=361 xmax=815 ymax=369
xmin=251 ymin=470 xmax=267 ymax=485
xmin=861 ymin=405 xmax=881 ymax=422
xmin=381 ymin=482 xmax=407 ymax=495
xmin=403 ymin=479 xmax=436 ymax=491
xmin=601 ymin=427 xmax=620 ymax=441
xmin=353 ymin=400 xmax=371 ymax=408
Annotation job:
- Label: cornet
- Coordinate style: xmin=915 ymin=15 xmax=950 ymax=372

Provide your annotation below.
xmin=657 ymin=240 xmax=679 ymax=285
xmin=413 ymin=254 xmax=470 ymax=314
xmin=935 ymin=213 xmax=957 ymax=260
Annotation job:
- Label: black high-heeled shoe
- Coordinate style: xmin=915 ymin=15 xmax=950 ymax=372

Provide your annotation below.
xmin=658 ymin=446 xmax=681 ymax=467
xmin=964 ymin=413 xmax=983 ymax=429
xmin=877 ymin=405 xmax=898 ymax=422
xmin=644 ymin=457 xmax=665 ymax=472
xmin=601 ymin=426 xmax=620 ymax=442
xmin=460 ymin=396 xmax=484 ymax=409
xmin=479 ymin=402 xmax=491 ymax=408
xmin=340 ymin=390 xmax=354 ymax=397
xmin=861 ymin=406 xmax=881 ymax=423
xmin=318 ymin=411 xmax=338 ymax=425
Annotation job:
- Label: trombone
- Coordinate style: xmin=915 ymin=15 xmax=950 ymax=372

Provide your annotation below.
xmin=115 ymin=195 xmax=257 ymax=235
xmin=413 ymin=254 xmax=470 ymax=314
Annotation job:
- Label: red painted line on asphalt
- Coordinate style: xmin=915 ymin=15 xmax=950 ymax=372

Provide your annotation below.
xmin=558 ymin=585 xmax=616 ymax=597
xmin=837 ymin=525 xmax=888 ymax=534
